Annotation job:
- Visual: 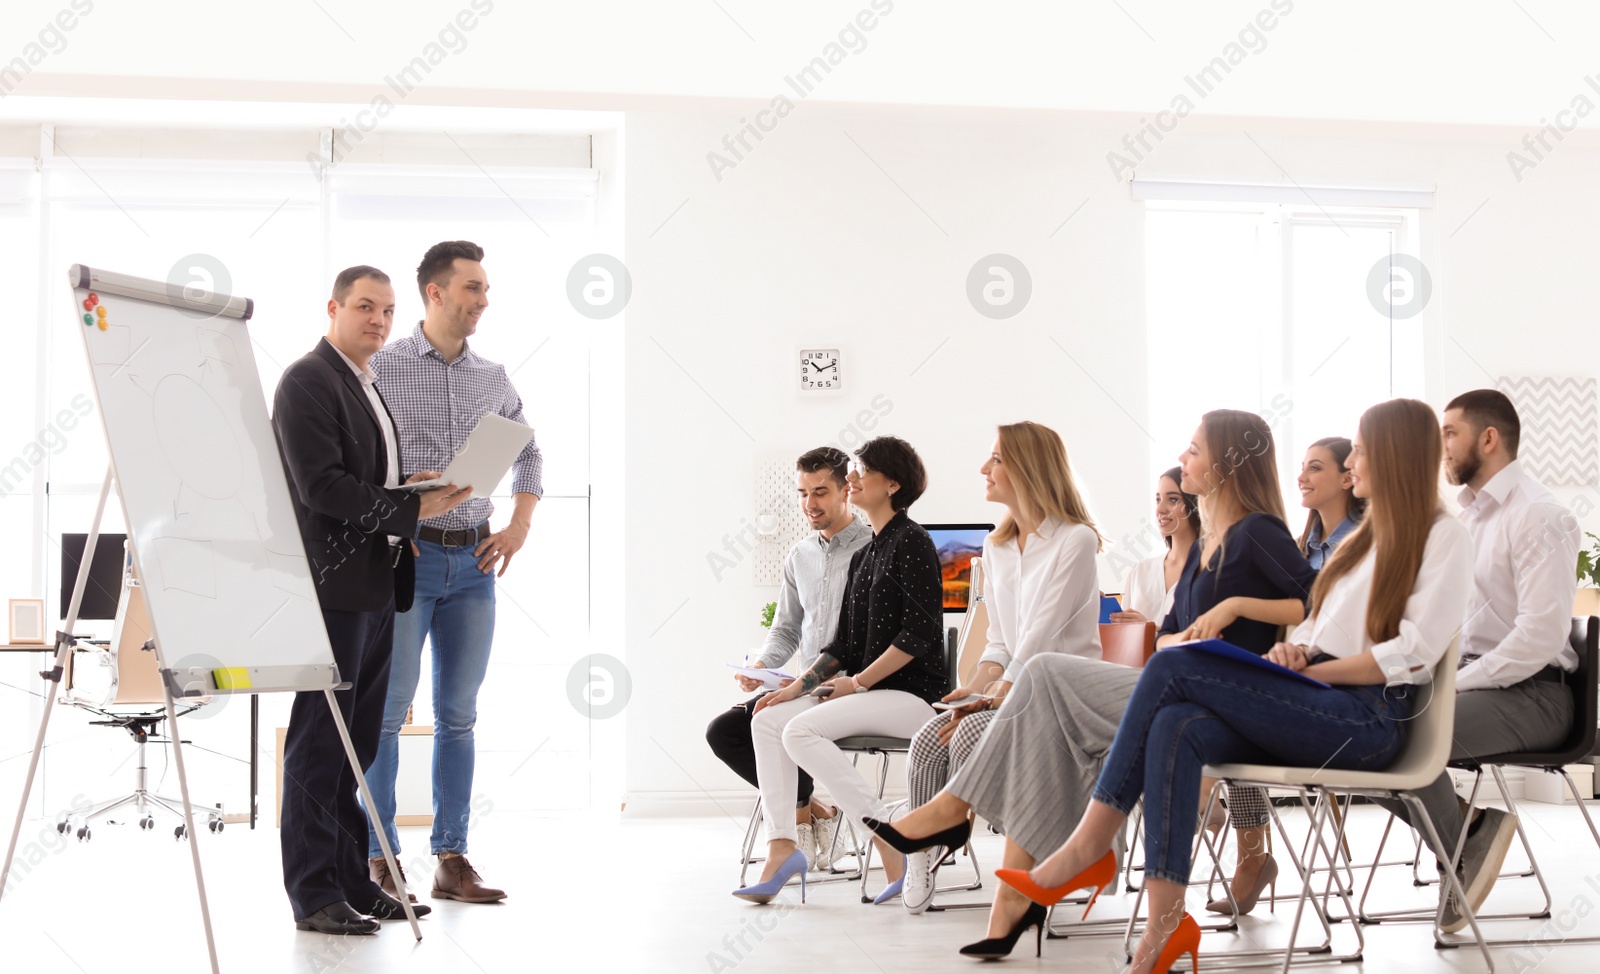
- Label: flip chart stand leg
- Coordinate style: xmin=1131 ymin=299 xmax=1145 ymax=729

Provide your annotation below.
xmin=165 ymin=683 xmax=221 ymax=974
xmin=0 ymin=465 xmax=113 ymax=902
xmin=324 ymin=688 xmax=422 ymax=941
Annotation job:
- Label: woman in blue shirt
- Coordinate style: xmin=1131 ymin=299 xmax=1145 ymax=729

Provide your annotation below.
xmin=1298 ymin=436 xmax=1364 ymax=570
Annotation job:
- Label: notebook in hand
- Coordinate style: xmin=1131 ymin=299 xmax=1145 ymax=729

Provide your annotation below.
xmin=1170 ymin=638 xmax=1332 ymax=689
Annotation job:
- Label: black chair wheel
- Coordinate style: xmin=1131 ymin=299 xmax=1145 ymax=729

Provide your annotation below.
xmin=75 ymin=827 xmax=90 ymax=842
xmin=174 ymin=824 xmax=187 ymax=840
xmin=56 ymin=821 xmax=69 ymax=835
xmin=208 ymin=819 xmax=223 ymax=833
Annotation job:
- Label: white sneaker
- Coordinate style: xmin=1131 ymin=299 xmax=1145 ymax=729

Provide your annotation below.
xmin=903 ymin=848 xmax=937 ymax=914
xmin=811 ymin=809 xmax=839 ymax=871
xmin=795 ymin=822 xmax=815 ymax=872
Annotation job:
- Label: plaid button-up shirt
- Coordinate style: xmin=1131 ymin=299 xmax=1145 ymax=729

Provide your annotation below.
xmin=372 ymin=323 xmax=544 ymax=532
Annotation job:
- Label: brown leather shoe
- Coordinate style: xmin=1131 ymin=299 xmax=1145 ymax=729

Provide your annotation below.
xmin=432 ymin=855 xmax=506 ymax=903
xmin=369 ymin=857 xmax=418 ymax=904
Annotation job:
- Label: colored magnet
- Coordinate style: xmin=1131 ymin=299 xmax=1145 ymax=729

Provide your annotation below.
xmin=82 ymin=297 xmax=95 ymax=311
xmin=83 ymin=313 xmax=94 ymax=326
xmin=95 ymin=305 xmax=107 ymax=318
xmin=97 ymin=320 xmax=108 ymax=331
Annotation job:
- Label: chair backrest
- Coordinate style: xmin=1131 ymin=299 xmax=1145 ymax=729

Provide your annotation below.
xmin=64 ymin=566 xmax=169 ymax=710
xmin=1365 ymin=636 xmax=1459 ymax=792
xmin=1561 ymin=616 xmax=1598 ymax=760
xmin=1099 ymin=622 xmax=1156 ymax=668
xmin=955 ymin=556 xmax=990 ymax=685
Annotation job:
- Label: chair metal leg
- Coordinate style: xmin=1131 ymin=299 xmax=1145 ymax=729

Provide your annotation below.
xmin=738 ymin=797 xmax=763 ymax=887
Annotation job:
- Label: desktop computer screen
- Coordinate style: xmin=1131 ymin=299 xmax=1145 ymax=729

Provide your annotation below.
xmin=922 ymin=523 xmax=993 ymax=613
xmin=59 ymin=533 xmax=127 ymax=623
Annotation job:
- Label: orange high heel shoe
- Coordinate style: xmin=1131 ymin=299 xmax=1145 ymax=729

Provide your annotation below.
xmin=1140 ymin=912 xmax=1201 ymax=974
xmin=994 ymin=850 xmax=1117 ymax=919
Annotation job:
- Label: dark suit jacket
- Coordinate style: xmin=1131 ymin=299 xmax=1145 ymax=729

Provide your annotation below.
xmin=272 ymin=337 xmax=421 ymax=613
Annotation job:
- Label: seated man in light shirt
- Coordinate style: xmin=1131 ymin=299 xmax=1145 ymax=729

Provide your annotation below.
xmin=1377 ymin=389 xmax=1578 ymax=933
xmin=705 ymin=446 xmax=871 ymax=869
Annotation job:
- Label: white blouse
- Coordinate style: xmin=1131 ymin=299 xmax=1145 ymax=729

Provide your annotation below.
xmin=976 ymin=518 xmax=1102 ymax=683
xmin=1288 ymin=514 xmax=1474 ymax=685
xmin=1121 ymin=553 xmax=1176 ymax=623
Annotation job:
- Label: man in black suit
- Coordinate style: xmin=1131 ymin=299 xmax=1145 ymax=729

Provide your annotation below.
xmin=272 ymin=265 xmax=469 ymax=934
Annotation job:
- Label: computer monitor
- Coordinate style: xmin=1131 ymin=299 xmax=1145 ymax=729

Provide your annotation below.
xmin=922 ymin=523 xmax=994 ymax=613
xmin=59 ymin=533 xmax=127 ymax=622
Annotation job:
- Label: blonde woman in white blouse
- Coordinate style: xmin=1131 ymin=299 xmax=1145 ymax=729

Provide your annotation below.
xmin=896 ymin=421 xmax=1103 ymax=913
xmin=992 ymin=398 xmax=1472 ymax=974
xmin=1113 ymin=467 xmax=1200 ymax=625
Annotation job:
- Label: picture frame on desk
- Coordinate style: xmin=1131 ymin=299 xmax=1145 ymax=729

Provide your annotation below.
xmin=8 ymin=599 xmax=45 ymax=645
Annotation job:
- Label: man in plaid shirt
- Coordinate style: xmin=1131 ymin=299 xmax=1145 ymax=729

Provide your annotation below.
xmin=366 ymin=240 xmax=543 ymax=905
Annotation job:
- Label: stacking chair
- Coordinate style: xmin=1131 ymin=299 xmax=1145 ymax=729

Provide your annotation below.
xmin=736 ymin=626 xmax=973 ymax=897
xmin=1203 ymin=638 xmax=1497 ymax=973
xmin=838 ymin=626 xmax=978 ymax=902
xmin=1356 ymin=615 xmax=1600 ymax=950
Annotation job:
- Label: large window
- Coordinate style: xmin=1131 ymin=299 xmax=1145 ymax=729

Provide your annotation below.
xmin=0 ymin=117 xmax=617 ymax=820
xmin=1145 ymin=200 xmax=1426 ymax=516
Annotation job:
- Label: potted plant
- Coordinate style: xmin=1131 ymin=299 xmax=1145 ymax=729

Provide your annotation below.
xmin=760 ymin=601 xmax=777 ymax=628
xmin=1575 ymin=533 xmax=1600 ymax=616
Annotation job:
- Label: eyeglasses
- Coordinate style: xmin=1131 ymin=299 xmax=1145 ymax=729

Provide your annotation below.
xmin=848 ymin=458 xmax=870 ymax=478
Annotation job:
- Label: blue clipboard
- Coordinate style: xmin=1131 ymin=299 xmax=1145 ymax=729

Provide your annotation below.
xmin=1098 ymin=595 xmax=1121 ymax=624
xmin=1172 ymin=638 xmax=1332 ymax=689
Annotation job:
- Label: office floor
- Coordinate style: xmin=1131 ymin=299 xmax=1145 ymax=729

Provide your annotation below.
xmin=0 ymin=797 xmax=1598 ymax=973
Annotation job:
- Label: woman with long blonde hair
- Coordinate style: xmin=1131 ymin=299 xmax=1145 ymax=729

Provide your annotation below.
xmin=895 ymin=421 xmax=1103 ymax=913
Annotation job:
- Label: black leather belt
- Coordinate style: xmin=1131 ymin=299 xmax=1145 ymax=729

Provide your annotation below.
xmin=1529 ymin=665 xmax=1567 ymax=684
xmin=1460 ymin=655 xmax=1567 ymax=685
xmin=416 ymin=522 xmax=489 ymax=548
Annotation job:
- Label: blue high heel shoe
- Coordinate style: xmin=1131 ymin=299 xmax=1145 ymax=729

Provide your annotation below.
xmin=871 ymin=850 xmax=907 ymax=904
xmin=732 ymin=848 xmax=808 ymax=904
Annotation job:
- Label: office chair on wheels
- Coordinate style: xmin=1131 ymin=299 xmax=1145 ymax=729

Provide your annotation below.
xmin=60 ymin=556 xmax=223 ymax=841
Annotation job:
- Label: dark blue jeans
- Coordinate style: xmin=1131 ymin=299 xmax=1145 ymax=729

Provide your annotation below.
xmin=1092 ymin=649 xmax=1414 ymax=885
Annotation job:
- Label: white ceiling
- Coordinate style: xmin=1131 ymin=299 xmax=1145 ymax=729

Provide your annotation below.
xmin=1 ymin=0 xmax=1597 ymax=132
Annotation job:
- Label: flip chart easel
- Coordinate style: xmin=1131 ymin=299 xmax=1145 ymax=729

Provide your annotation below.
xmin=0 ymin=265 xmax=422 ymax=972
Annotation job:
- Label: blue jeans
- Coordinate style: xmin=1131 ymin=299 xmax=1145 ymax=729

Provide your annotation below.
xmin=366 ymin=536 xmax=497 ymax=858
xmin=1092 ymin=650 xmax=1413 ymax=885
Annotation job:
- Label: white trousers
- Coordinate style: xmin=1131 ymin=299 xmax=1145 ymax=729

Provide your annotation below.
xmin=750 ymin=690 xmax=935 ymax=844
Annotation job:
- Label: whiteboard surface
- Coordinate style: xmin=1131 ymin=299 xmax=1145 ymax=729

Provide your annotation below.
xmin=73 ymin=273 xmax=336 ymax=695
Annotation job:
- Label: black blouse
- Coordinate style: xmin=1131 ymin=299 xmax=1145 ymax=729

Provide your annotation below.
xmin=1158 ymin=512 xmax=1317 ymax=654
xmin=822 ymin=510 xmax=947 ymax=702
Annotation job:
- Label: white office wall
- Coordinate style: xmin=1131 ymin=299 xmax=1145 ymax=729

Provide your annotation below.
xmin=619 ymin=104 xmax=1600 ymax=809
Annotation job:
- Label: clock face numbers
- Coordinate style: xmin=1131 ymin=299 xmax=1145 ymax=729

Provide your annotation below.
xmin=799 ymin=349 xmax=841 ymax=392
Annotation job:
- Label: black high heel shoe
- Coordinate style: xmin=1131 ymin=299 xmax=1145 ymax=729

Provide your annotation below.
xmin=862 ymin=816 xmax=973 ymax=856
xmin=959 ymin=901 xmax=1048 ymax=959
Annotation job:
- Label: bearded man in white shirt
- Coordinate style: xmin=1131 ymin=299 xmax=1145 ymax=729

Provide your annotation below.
xmin=1377 ymin=388 xmax=1578 ymax=933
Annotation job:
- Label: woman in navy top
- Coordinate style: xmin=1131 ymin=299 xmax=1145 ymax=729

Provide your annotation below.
xmin=1154 ymin=411 xmax=1318 ymax=923
xmin=1157 ymin=413 xmax=1317 ymax=654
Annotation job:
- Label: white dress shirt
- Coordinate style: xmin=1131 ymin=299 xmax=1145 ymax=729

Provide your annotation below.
xmin=1289 ymin=514 xmax=1474 ymax=685
xmin=976 ymin=517 xmax=1101 ymax=683
xmin=1122 ymin=553 xmax=1176 ymax=622
xmin=330 ymin=343 xmax=400 ymax=544
xmin=754 ymin=517 xmax=872 ymax=671
xmin=1454 ymin=459 xmax=1580 ymax=691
